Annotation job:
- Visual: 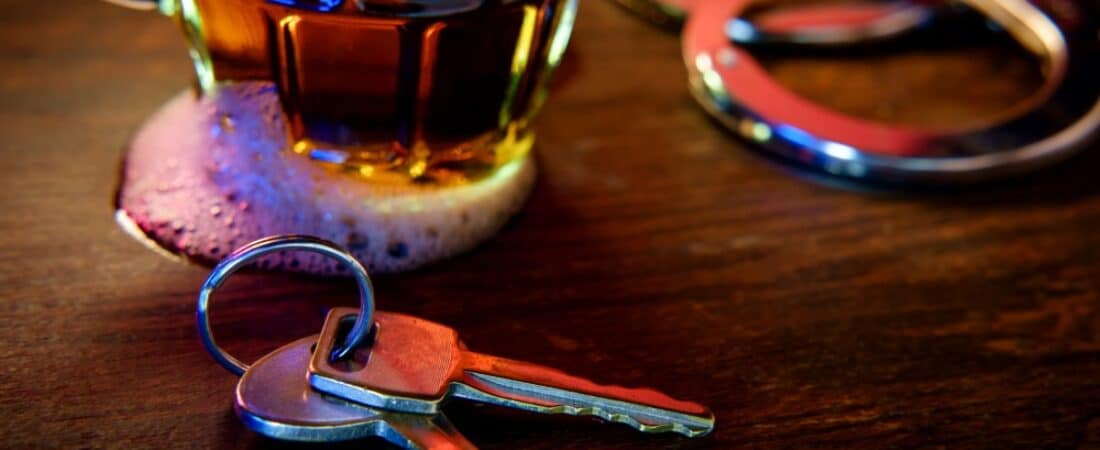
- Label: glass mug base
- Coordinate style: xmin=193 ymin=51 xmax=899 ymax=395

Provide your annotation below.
xmin=115 ymin=83 xmax=538 ymax=274
xmin=289 ymin=122 xmax=536 ymax=186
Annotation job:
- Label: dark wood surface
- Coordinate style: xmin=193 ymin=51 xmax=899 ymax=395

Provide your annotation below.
xmin=2 ymin=1 xmax=1099 ymax=448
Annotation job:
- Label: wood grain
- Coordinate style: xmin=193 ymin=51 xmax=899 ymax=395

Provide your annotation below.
xmin=1 ymin=1 xmax=1099 ymax=449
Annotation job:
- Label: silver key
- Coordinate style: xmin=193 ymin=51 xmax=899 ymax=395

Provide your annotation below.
xmin=309 ymin=308 xmax=715 ymax=437
xmin=236 ymin=335 xmax=477 ymax=449
xmin=196 ymin=236 xmax=475 ymax=448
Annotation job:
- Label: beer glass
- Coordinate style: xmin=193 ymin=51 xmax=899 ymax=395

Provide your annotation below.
xmin=106 ymin=0 xmax=579 ymax=274
xmin=112 ymin=0 xmax=577 ymax=185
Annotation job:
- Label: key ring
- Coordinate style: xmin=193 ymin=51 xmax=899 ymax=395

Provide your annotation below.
xmin=196 ymin=235 xmax=376 ymax=376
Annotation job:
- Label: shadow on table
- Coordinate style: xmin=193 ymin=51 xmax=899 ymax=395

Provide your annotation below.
xmin=754 ymin=137 xmax=1100 ymax=209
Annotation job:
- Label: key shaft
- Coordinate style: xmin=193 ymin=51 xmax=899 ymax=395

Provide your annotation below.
xmin=454 ymin=350 xmax=714 ymax=437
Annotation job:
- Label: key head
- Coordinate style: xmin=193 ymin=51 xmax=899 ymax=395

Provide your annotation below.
xmin=310 ymin=308 xmax=461 ymax=414
xmin=236 ymin=335 xmax=389 ymax=442
xmin=238 ymin=334 xmax=478 ymax=448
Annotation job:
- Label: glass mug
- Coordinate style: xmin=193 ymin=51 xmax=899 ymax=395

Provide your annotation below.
xmin=111 ymin=0 xmax=577 ymax=185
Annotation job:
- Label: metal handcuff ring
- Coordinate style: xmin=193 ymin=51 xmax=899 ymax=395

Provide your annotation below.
xmin=619 ymin=0 xmax=1100 ymax=184
xmin=196 ymin=235 xmax=376 ymax=376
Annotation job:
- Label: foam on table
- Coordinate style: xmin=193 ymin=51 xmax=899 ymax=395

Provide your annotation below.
xmin=115 ymin=82 xmax=536 ymax=275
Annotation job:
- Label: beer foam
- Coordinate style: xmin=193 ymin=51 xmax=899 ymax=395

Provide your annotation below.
xmin=116 ymin=83 xmax=535 ymax=275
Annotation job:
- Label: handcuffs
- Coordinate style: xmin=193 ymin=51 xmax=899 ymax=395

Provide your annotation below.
xmin=614 ymin=0 xmax=1100 ymax=184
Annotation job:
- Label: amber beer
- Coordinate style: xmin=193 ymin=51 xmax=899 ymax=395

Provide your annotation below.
xmin=169 ymin=0 xmax=576 ymax=183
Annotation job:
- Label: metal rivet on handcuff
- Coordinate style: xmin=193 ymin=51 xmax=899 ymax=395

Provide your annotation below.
xmin=619 ymin=0 xmax=1100 ymax=184
xmin=196 ymin=235 xmax=376 ymax=376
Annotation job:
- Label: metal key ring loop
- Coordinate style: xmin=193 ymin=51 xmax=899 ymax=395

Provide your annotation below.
xmin=196 ymin=235 xmax=376 ymax=376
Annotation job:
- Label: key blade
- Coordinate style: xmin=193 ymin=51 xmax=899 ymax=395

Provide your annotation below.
xmin=455 ymin=352 xmax=715 ymax=437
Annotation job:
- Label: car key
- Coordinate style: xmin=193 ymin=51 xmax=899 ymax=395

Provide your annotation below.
xmin=197 ymin=236 xmax=477 ymax=448
xmin=309 ymin=307 xmax=715 ymax=437
xmin=236 ymin=334 xmax=477 ymax=449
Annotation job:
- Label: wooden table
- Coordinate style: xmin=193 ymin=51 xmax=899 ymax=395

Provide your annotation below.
xmin=2 ymin=1 xmax=1098 ymax=448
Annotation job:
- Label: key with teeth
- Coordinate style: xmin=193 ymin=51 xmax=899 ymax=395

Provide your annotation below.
xmin=235 ymin=334 xmax=476 ymax=449
xmin=197 ymin=235 xmax=476 ymax=449
xmin=309 ymin=307 xmax=715 ymax=437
